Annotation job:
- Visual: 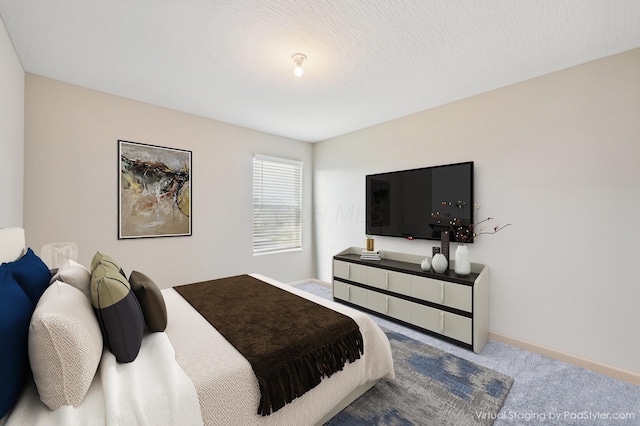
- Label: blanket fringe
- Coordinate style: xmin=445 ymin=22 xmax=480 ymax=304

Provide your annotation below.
xmin=257 ymin=328 xmax=364 ymax=416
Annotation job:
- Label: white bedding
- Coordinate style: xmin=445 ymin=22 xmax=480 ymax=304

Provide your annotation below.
xmin=163 ymin=273 xmax=395 ymax=426
xmin=2 ymin=332 xmax=202 ymax=426
xmin=2 ymin=273 xmax=394 ymax=426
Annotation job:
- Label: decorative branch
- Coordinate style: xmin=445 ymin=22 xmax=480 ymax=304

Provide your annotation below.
xmin=431 ymin=202 xmax=512 ymax=243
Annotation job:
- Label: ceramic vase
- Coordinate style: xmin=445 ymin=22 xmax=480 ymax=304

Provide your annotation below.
xmin=431 ymin=253 xmax=448 ymax=273
xmin=454 ymin=244 xmax=471 ymax=276
xmin=420 ymin=257 xmax=431 ymax=272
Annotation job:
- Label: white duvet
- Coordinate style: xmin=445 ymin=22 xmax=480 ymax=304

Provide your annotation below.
xmin=2 ymin=274 xmax=394 ymax=426
xmin=2 ymin=332 xmax=202 ymax=426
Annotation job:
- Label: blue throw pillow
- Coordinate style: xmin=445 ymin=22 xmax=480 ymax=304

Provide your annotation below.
xmin=0 ymin=264 xmax=32 ymax=418
xmin=6 ymin=248 xmax=51 ymax=307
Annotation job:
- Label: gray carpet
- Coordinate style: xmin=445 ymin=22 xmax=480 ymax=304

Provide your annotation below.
xmin=326 ymin=328 xmax=513 ymax=426
xmin=298 ymin=283 xmax=640 ymax=426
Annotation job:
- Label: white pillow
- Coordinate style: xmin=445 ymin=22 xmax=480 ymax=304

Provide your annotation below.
xmin=50 ymin=259 xmax=91 ymax=299
xmin=29 ymin=281 xmax=103 ymax=409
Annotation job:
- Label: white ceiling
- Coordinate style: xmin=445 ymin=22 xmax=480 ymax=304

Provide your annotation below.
xmin=1 ymin=1 xmax=640 ymax=142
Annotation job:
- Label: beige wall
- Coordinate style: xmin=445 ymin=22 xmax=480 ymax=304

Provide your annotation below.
xmin=24 ymin=74 xmax=314 ymax=287
xmin=0 ymin=16 xmax=24 ymax=227
xmin=313 ymin=48 xmax=640 ymax=374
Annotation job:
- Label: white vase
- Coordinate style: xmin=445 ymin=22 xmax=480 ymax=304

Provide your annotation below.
xmin=420 ymin=257 xmax=431 ymax=272
xmin=454 ymin=244 xmax=471 ymax=276
xmin=431 ymin=253 xmax=448 ymax=273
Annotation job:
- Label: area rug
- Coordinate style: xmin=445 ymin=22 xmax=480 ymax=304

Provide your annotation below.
xmin=325 ymin=329 xmax=514 ymax=426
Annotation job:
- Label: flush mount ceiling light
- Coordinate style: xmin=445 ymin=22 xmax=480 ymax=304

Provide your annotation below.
xmin=292 ymin=53 xmax=307 ymax=77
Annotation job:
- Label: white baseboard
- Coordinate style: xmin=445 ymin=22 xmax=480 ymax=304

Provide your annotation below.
xmin=489 ymin=331 xmax=640 ymax=386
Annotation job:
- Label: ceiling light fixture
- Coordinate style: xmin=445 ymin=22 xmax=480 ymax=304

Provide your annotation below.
xmin=292 ymin=53 xmax=307 ymax=77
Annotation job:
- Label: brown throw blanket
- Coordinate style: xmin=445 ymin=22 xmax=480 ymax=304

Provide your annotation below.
xmin=174 ymin=275 xmax=363 ymax=415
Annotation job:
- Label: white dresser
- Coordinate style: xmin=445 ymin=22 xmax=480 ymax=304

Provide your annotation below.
xmin=332 ymin=247 xmax=489 ymax=353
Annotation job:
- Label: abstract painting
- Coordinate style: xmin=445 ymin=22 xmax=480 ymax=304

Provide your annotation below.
xmin=118 ymin=140 xmax=192 ymax=239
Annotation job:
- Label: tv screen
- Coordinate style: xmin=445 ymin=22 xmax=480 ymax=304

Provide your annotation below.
xmin=365 ymin=161 xmax=474 ymax=242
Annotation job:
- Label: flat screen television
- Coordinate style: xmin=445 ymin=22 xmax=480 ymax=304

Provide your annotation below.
xmin=365 ymin=161 xmax=474 ymax=242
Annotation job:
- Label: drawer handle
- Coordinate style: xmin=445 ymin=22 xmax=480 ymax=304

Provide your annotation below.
xmin=440 ymin=312 xmax=445 ymax=333
xmin=385 ymin=271 xmax=389 ymax=289
xmin=440 ymin=282 xmax=445 ymax=304
xmin=347 ymin=263 xmax=350 ymax=279
xmin=385 ymin=296 xmax=389 ymax=314
xmin=347 ymin=285 xmax=350 ymax=300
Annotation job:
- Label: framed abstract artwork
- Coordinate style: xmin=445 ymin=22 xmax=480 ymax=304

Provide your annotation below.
xmin=118 ymin=140 xmax=192 ymax=239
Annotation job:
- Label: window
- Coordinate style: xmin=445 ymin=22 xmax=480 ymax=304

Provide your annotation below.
xmin=253 ymin=155 xmax=302 ymax=255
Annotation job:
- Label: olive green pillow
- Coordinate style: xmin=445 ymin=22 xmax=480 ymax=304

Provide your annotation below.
xmin=90 ymin=252 xmax=143 ymax=363
xmin=90 ymin=252 xmax=126 ymax=277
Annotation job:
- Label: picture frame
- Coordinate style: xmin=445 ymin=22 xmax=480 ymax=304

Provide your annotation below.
xmin=118 ymin=140 xmax=192 ymax=239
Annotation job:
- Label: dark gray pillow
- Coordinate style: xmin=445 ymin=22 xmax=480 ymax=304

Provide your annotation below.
xmin=129 ymin=271 xmax=167 ymax=332
xmin=90 ymin=253 xmax=143 ymax=363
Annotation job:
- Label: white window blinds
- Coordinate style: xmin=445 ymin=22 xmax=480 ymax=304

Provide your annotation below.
xmin=253 ymin=155 xmax=303 ymax=255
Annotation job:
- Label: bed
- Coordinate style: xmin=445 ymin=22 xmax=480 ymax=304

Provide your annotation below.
xmin=0 ymin=227 xmax=394 ymax=425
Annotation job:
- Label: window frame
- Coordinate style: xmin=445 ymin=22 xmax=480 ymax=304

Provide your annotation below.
xmin=252 ymin=154 xmax=303 ymax=255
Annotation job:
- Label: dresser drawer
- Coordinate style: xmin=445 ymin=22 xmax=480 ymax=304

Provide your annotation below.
xmin=368 ymin=291 xmax=412 ymax=323
xmin=410 ymin=303 xmax=472 ymax=344
xmin=367 ymin=269 xmax=412 ymax=296
xmin=333 ymin=260 xmax=367 ymax=285
xmin=388 ymin=270 xmax=412 ymax=296
xmin=349 ymin=263 xmax=368 ymax=285
xmin=333 ymin=260 xmax=350 ymax=280
xmin=410 ymin=302 xmax=442 ymax=334
xmin=333 ymin=279 xmax=349 ymax=300
xmin=411 ymin=276 xmax=472 ymax=312
xmin=333 ymin=280 xmax=367 ymax=306
xmin=443 ymin=282 xmax=472 ymax=312
xmin=367 ymin=267 xmax=388 ymax=290
xmin=443 ymin=312 xmax=472 ymax=344
xmin=411 ymin=276 xmax=442 ymax=305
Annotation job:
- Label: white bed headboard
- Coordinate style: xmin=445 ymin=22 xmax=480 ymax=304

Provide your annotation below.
xmin=0 ymin=227 xmax=26 ymax=263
